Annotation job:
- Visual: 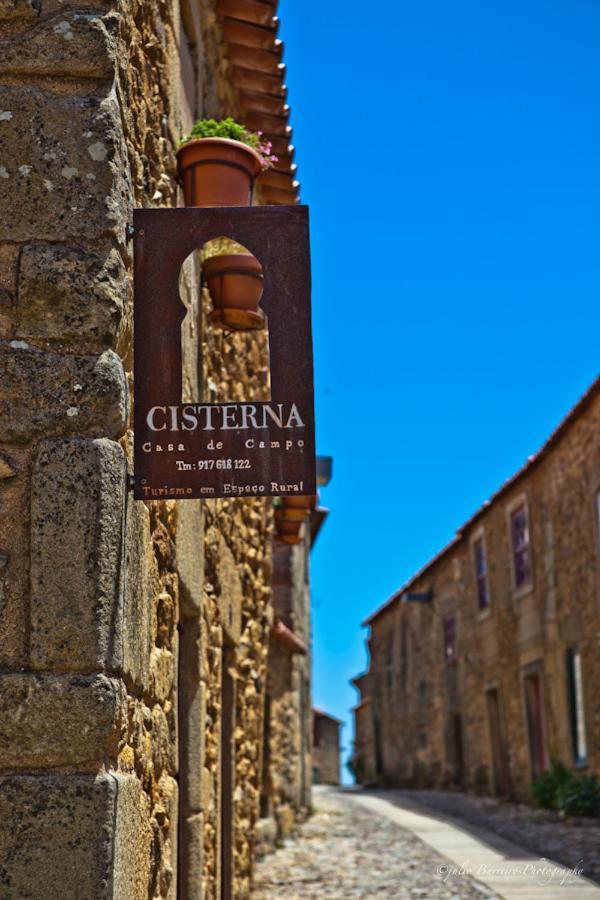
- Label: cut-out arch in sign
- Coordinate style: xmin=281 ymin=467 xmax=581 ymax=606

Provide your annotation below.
xmin=133 ymin=205 xmax=316 ymax=501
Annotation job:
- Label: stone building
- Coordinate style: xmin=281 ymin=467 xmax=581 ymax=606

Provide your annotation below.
xmin=257 ymin=540 xmax=312 ymax=849
xmin=312 ymin=709 xmax=342 ymax=785
xmin=0 ymin=0 xmax=311 ymax=897
xmin=257 ymin=470 xmax=331 ymax=848
xmin=353 ymin=378 xmax=600 ymax=802
xmin=350 ymin=672 xmax=375 ymax=785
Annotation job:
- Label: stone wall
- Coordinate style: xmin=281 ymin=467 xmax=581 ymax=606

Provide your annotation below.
xmin=0 ymin=0 xmax=280 ymax=896
xmin=350 ymin=674 xmax=375 ymax=784
xmin=356 ymin=382 xmax=600 ymax=802
xmin=312 ymin=711 xmax=341 ymax=785
xmin=351 ymin=699 xmax=374 ymax=783
xmin=258 ymin=539 xmax=312 ymax=848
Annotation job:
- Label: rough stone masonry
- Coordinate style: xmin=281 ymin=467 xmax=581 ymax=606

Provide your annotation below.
xmin=0 ymin=1 xmax=301 ymax=897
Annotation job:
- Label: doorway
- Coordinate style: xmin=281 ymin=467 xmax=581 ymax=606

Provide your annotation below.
xmin=451 ymin=713 xmax=464 ymax=786
xmin=374 ymin=716 xmax=384 ymax=777
xmin=259 ymin=692 xmax=272 ymax=819
xmin=523 ymin=669 xmax=547 ymax=778
xmin=486 ymin=688 xmax=512 ymax=796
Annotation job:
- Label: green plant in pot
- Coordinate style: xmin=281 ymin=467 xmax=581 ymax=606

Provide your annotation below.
xmin=177 ymin=117 xmax=277 ymax=208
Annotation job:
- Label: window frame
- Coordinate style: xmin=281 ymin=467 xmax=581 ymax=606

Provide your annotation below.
xmin=506 ymin=495 xmax=534 ymax=596
xmin=399 ymin=617 xmax=408 ymax=686
xmin=471 ymin=528 xmax=491 ymax=615
xmin=385 ymin=629 xmax=394 ymax=693
xmin=442 ymin=613 xmax=457 ymax=664
xmin=566 ymin=646 xmax=588 ymax=768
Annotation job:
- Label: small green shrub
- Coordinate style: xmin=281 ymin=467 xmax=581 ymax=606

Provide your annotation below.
xmin=179 ymin=117 xmax=277 ymax=169
xmin=532 ymin=759 xmax=600 ymax=817
xmin=532 ymin=759 xmax=574 ymax=810
xmin=181 ymin=116 xmax=259 ymax=147
xmin=562 ymin=775 xmax=600 ymax=818
xmin=347 ymin=754 xmax=365 ymax=784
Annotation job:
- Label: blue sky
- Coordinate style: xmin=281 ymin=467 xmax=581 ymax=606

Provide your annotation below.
xmin=277 ymin=0 xmax=600 ymax=775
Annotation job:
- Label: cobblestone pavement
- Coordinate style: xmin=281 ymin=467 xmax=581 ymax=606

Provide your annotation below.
xmin=252 ymin=788 xmax=501 ymax=899
xmin=387 ymin=788 xmax=600 ymax=887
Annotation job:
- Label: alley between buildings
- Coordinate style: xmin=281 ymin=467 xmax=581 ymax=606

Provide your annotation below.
xmin=253 ymin=787 xmax=600 ymax=899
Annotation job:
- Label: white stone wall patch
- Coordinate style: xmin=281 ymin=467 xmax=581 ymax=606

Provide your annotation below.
xmin=87 ymin=142 xmax=108 ymax=161
xmin=53 ymin=20 xmax=74 ymax=40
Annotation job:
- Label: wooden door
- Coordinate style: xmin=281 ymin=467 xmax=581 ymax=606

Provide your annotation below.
xmin=523 ymin=671 xmax=547 ymax=778
xmin=486 ymin=688 xmax=512 ymax=796
xmin=374 ymin=716 xmax=384 ymax=777
xmin=452 ymin=713 xmax=464 ymax=786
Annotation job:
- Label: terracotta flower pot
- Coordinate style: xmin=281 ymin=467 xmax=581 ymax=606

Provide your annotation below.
xmin=202 ymin=254 xmax=265 ymax=332
xmin=280 ymin=495 xmax=317 ymax=521
xmin=176 ymin=137 xmax=263 ymax=208
xmin=274 ymin=509 xmax=304 ymax=545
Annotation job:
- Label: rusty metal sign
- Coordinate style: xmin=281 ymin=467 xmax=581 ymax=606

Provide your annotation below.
xmin=133 ymin=205 xmax=316 ymax=500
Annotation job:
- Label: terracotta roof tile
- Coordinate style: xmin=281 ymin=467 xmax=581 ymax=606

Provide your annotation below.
xmin=217 ymin=0 xmax=299 ymax=204
xmin=271 ymin=619 xmax=308 ymax=654
xmin=228 ymin=44 xmax=283 ymax=76
xmin=230 ymin=65 xmax=285 ymax=97
xmin=217 ymin=0 xmax=276 ymax=27
xmin=238 ymin=90 xmax=288 ymax=116
xmin=222 ymin=17 xmax=280 ymax=50
xmin=313 ymin=708 xmax=344 ymax=725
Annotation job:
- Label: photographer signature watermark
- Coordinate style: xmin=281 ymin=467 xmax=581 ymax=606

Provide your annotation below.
xmin=437 ymin=858 xmax=585 ymax=887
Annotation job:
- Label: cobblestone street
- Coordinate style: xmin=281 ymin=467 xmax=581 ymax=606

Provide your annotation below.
xmin=253 ymin=788 xmax=500 ymax=899
xmin=253 ymin=788 xmax=600 ymax=899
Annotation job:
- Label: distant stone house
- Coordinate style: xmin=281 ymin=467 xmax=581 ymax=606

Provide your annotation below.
xmin=350 ymin=672 xmax=375 ymax=784
xmin=352 ymin=378 xmax=600 ymax=801
xmin=312 ymin=709 xmax=342 ymax=785
xmin=0 ymin=1 xmax=313 ymax=898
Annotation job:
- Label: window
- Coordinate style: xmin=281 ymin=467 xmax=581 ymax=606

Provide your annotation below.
xmin=510 ymin=504 xmax=532 ymax=589
xmin=313 ymin=717 xmax=321 ymax=748
xmin=473 ymin=536 xmax=490 ymax=609
xmin=566 ymin=647 xmax=588 ymax=766
xmin=443 ymin=614 xmax=456 ymax=662
xmin=385 ymin=631 xmax=393 ymax=692
xmin=400 ymin=619 xmax=408 ymax=684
